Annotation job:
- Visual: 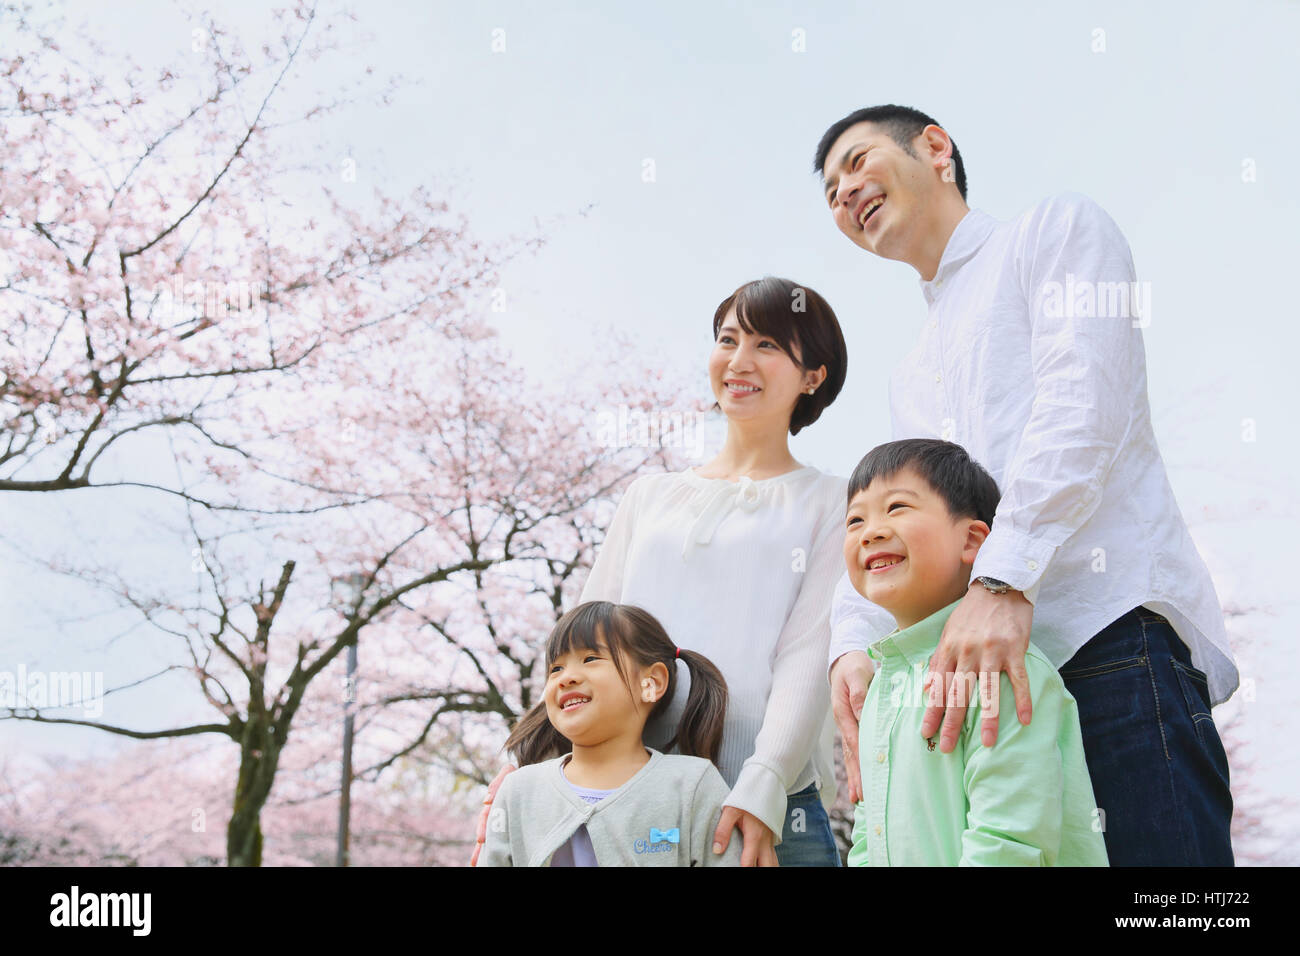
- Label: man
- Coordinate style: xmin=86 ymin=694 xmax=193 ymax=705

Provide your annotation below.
xmin=815 ymin=104 xmax=1236 ymax=865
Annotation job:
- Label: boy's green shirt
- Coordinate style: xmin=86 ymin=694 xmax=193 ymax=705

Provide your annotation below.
xmin=850 ymin=599 xmax=1108 ymax=866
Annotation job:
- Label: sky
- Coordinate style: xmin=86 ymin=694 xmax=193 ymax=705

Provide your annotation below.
xmin=2 ymin=0 xmax=1298 ymax=860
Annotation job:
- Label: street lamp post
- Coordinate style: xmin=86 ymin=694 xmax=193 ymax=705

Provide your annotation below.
xmin=337 ymin=638 xmax=357 ymax=867
xmin=333 ymin=572 xmax=366 ymax=868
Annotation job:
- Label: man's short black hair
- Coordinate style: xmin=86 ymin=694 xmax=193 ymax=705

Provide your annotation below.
xmin=846 ymin=438 xmax=999 ymax=527
xmin=813 ymin=104 xmax=967 ymax=202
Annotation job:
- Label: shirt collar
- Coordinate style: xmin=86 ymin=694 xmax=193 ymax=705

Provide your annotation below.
xmin=867 ymin=599 xmax=964 ymax=669
xmin=918 ymin=209 xmax=997 ymax=305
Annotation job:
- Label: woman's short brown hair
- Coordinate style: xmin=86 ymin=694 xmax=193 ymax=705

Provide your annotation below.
xmin=711 ymin=276 xmax=847 ymax=436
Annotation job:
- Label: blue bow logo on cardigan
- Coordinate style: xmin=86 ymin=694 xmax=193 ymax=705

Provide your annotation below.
xmin=649 ymin=827 xmax=680 ymax=844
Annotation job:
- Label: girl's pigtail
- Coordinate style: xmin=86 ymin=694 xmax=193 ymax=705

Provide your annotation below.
xmin=672 ymin=649 xmax=728 ymax=765
xmin=504 ymin=700 xmax=568 ymax=767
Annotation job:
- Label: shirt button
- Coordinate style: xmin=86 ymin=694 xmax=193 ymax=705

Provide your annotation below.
xmin=934 ymin=374 xmax=941 ymax=384
xmin=929 ymin=320 xmax=938 ymax=330
xmin=876 ymin=751 xmax=886 ymax=764
xmin=874 ymin=825 xmax=883 ymax=836
xmin=1027 ymin=560 xmax=1038 ymax=571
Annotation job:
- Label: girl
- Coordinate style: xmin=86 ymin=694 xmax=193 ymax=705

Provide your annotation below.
xmin=478 ymin=600 xmax=740 ymax=866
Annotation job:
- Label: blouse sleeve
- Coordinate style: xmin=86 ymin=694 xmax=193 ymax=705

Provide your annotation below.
xmin=723 ymin=479 xmax=844 ymax=842
xmin=578 ymin=476 xmax=643 ymax=604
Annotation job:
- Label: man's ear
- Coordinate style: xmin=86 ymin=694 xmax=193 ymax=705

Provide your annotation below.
xmin=641 ymin=662 xmax=671 ymax=704
xmin=961 ymin=519 xmax=991 ymax=565
xmin=918 ymin=124 xmax=955 ymax=177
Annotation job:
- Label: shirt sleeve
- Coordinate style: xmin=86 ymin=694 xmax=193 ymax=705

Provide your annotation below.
xmin=724 ymin=481 xmax=846 ymax=842
xmin=578 ymin=477 xmax=642 ymax=603
xmin=958 ymin=659 xmax=1066 ymax=866
xmin=692 ymin=765 xmax=742 ymax=867
xmin=478 ymin=776 xmax=515 ymax=867
xmin=827 ymin=569 xmax=896 ymax=676
xmin=970 ymin=193 xmax=1147 ymax=595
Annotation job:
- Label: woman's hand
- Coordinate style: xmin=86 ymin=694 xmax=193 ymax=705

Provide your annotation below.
xmin=712 ymin=805 xmax=778 ymax=867
xmin=469 ymin=763 xmax=515 ymax=867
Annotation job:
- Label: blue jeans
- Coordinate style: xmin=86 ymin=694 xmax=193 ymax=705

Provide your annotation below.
xmin=774 ymin=783 xmax=841 ymax=867
xmin=1060 ymin=607 xmax=1234 ymax=866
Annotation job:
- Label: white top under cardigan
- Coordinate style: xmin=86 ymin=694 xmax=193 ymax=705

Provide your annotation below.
xmin=579 ymin=464 xmax=844 ymax=842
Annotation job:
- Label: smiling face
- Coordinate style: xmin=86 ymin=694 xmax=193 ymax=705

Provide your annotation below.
xmin=821 ymin=121 xmax=953 ymax=267
xmin=544 ymin=637 xmax=651 ymax=749
xmin=709 ymin=305 xmax=823 ymax=431
xmin=843 ymin=466 xmax=989 ymax=631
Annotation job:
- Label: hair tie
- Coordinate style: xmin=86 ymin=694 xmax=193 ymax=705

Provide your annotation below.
xmin=674 ymin=646 xmax=681 ymax=659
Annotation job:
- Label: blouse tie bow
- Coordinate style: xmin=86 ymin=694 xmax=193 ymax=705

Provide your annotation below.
xmin=682 ymin=476 xmax=762 ymax=557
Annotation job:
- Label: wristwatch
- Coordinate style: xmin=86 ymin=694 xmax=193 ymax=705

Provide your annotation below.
xmin=973 ymin=576 xmax=1014 ymax=595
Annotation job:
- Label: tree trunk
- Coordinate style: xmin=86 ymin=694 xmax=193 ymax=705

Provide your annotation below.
xmin=226 ymin=719 xmax=280 ymax=866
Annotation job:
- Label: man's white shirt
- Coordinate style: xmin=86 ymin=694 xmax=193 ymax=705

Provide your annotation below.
xmin=830 ymin=193 xmax=1238 ymax=704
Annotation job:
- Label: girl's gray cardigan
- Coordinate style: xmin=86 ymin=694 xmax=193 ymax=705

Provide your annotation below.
xmin=480 ymin=749 xmax=742 ymax=866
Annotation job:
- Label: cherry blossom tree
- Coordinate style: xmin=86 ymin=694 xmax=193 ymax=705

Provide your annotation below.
xmin=2 ymin=318 xmax=701 ymax=864
xmin=0 ymin=734 xmax=475 ymax=866
xmin=1 ymin=1 xmax=711 ymax=866
xmin=0 ymin=1 xmax=512 ymax=511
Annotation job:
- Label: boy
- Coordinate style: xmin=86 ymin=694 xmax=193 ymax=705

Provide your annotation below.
xmin=843 ymin=438 xmax=1106 ymax=866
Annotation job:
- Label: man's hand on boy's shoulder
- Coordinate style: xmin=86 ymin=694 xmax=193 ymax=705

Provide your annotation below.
xmin=923 ymin=584 xmax=1034 ymax=753
xmin=829 ymin=650 xmax=874 ymax=804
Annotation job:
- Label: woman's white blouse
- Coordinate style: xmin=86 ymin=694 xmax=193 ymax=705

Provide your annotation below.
xmin=579 ymin=464 xmax=845 ymax=840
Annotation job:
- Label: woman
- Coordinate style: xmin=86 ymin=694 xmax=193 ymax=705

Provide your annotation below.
xmin=476 ymin=276 xmax=851 ymax=866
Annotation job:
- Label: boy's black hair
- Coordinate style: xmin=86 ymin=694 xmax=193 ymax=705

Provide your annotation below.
xmin=846 ymin=438 xmax=999 ymax=526
xmin=813 ymin=104 xmax=967 ymax=202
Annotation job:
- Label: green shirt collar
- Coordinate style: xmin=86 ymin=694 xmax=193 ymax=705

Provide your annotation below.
xmin=866 ymin=599 xmax=964 ymax=670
